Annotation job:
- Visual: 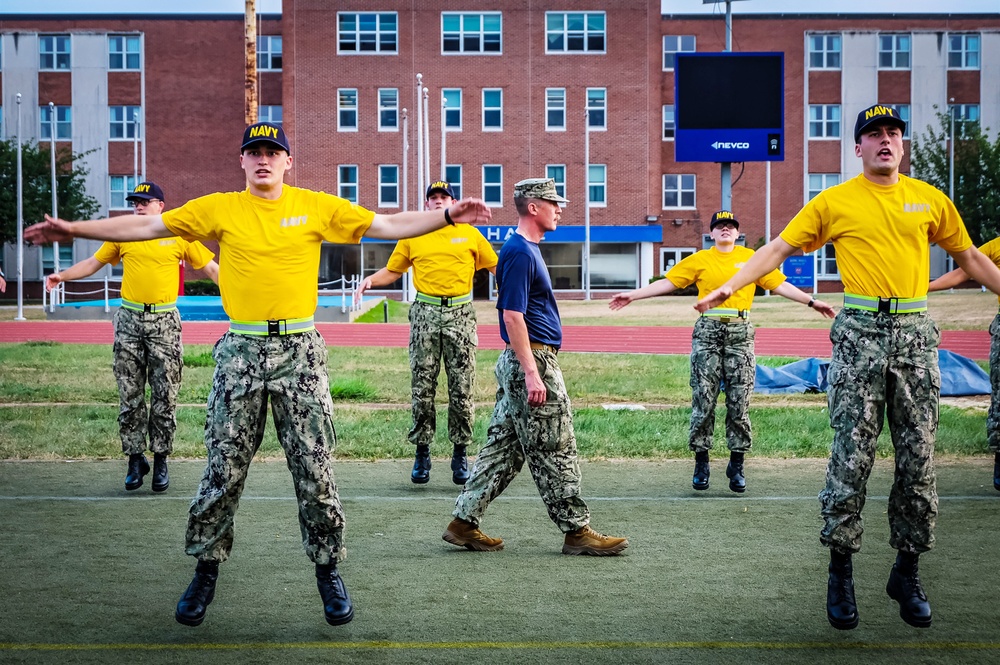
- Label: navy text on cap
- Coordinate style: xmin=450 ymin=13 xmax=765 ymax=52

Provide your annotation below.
xmin=426 ymin=181 xmax=457 ymax=199
xmin=241 ymin=122 xmax=291 ymax=153
xmin=126 ymin=181 xmax=165 ymax=202
xmin=853 ymin=104 xmax=906 ymax=144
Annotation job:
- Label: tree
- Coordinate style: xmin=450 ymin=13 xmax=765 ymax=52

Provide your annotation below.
xmin=910 ymin=108 xmax=1000 ymax=245
xmin=0 ymin=139 xmax=100 ymax=246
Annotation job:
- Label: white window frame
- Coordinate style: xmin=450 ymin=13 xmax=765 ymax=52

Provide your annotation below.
xmin=808 ymin=104 xmax=841 ymax=139
xmin=258 ymin=105 xmax=283 ymax=126
xmin=878 ymin=33 xmax=911 ymax=70
xmin=545 ymin=11 xmax=606 ymax=54
xmin=483 ymin=164 xmax=503 ymax=207
xmin=482 ymin=88 xmax=503 ymax=131
xmin=546 ymin=88 xmax=566 ymax=131
xmin=109 ymin=175 xmax=138 ymax=211
xmin=108 ymin=34 xmax=141 ymax=71
xmin=443 ymin=88 xmax=462 ymax=131
xmin=109 ymin=106 xmax=141 ymax=140
xmin=337 ymin=12 xmax=399 ymax=55
xmin=953 ymin=104 xmax=981 ymax=138
xmin=586 ymin=88 xmax=606 ymax=131
xmin=441 ymin=12 xmax=502 ymax=54
xmin=445 ymin=164 xmax=463 ymax=199
xmin=816 ymin=244 xmax=839 ymax=278
xmin=338 ymin=165 xmax=359 ymax=203
xmin=257 ymin=35 xmax=282 ymax=71
xmin=808 ymin=34 xmax=841 ymax=70
xmin=546 ymin=164 xmax=567 ymax=204
xmin=39 ymin=34 xmax=71 ymax=71
xmin=947 ymin=33 xmax=980 ymax=70
xmin=891 ymin=104 xmax=911 ymax=140
xmin=807 ymin=173 xmax=840 ymax=202
xmin=378 ymin=89 xmax=398 ymax=131
xmin=660 ymin=247 xmax=697 ymax=275
xmin=338 ymin=88 xmax=358 ymax=132
xmin=662 ymin=174 xmax=696 ymax=209
xmin=39 ymin=105 xmax=72 ymax=140
xmin=662 ymin=35 xmax=695 ymax=71
xmin=378 ymin=165 xmax=400 ymax=208
xmin=662 ymin=104 xmax=675 ymax=141
xmin=588 ymin=164 xmax=607 ymax=207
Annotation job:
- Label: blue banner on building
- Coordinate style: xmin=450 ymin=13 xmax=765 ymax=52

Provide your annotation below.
xmin=782 ymin=256 xmax=814 ymax=289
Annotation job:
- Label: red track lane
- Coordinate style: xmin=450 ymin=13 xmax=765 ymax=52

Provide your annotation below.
xmin=0 ymin=321 xmax=990 ymax=359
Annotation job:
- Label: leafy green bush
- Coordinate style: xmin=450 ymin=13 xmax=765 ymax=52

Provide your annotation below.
xmin=183 ymin=280 xmax=220 ymax=296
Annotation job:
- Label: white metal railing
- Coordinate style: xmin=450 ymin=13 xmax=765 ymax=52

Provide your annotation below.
xmin=318 ymin=274 xmax=362 ymax=314
xmin=45 ymin=277 xmax=122 ymax=313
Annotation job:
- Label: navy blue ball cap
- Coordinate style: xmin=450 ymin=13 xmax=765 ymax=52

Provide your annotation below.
xmin=426 ymin=181 xmax=456 ymax=200
xmin=241 ymin=122 xmax=290 ymax=153
xmin=709 ymin=210 xmax=739 ymax=230
xmin=853 ymin=104 xmax=906 ymax=144
xmin=126 ymin=181 xmax=165 ymax=202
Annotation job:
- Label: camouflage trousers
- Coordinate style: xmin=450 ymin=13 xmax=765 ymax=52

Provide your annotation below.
xmin=987 ymin=311 xmax=1000 ymax=453
xmin=185 ymin=330 xmax=345 ymax=565
xmin=820 ymin=309 xmax=941 ymax=555
xmin=408 ymin=300 xmax=478 ymax=449
xmin=112 ymin=307 xmax=183 ymax=455
xmin=689 ymin=316 xmax=755 ymax=452
xmin=454 ymin=348 xmax=590 ymax=533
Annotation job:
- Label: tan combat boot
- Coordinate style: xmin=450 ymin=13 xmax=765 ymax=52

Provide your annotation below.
xmin=562 ymin=525 xmax=629 ymax=556
xmin=442 ymin=517 xmax=504 ymax=552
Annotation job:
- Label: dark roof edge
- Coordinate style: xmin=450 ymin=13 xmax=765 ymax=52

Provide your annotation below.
xmin=0 ymin=13 xmax=282 ymax=22
xmin=661 ymin=13 xmax=1000 ymax=20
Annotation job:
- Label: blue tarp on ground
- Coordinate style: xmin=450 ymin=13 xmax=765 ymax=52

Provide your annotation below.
xmin=754 ymin=350 xmax=989 ymax=396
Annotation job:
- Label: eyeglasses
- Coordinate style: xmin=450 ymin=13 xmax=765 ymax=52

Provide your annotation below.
xmin=713 ymin=222 xmax=738 ymax=231
xmin=128 ymin=199 xmax=161 ymax=208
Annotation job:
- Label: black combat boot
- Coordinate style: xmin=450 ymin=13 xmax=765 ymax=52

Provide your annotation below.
xmin=994 ymin=452 xmax=999 ymax=492
xmin=124 ymin=453 xmax=150 ymax=491
xmin=175 ymin=560 xmax=219 ymax=627
xmin=316 ymin=563 xmax=354 ymax=625
xmin=886 ymin=551 xmax=932 ymax=628
xmin=451 ymin=445 xmax=470 ymax=485
xmin=411 ymin=445 xmax=431 ymax=484
xmin=152 ymin=453 xmax=169 ymax=493
xmin=726 ymin=451 xmax=746 ymax=493
xmin=827 ymin=550 xmax=859 ymax=630
xmin=692 ymin=450 xmax=710 ymax=491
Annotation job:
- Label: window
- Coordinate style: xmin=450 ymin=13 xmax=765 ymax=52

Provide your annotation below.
xmin=808 ymin=34 xmax=841 ymax=69
xmin=482 ymin=88 xmax=502 ymax=131
xmin=443 ymin=89 xmax=462 ymax=130
xmin=952 ymin=104 xmax=980 ymax=138
xmin=663 ymin=174 xmax=696 ymax=209
xmin=662 ymin=35 xmax=695 ymax=70
xmin=588 ymin=164 xmax=606 ymax=207
xmin=39 ymin=105 xmax=71 ymax=140
xmin=878 ymin=34 xmax=910 ymax=69
xmin=41 ymin=245 xmax=74 ymax=275
xmin=546 ymin=12 xmax=605 ymax=53
xmin=808 ymin=105 xmax=841 ymax=139
xmin=661 ymin=247 xmax=696 ymax=274
xmin=109 ymin=175 xmax=138 ymax=210
xmin=591 ymin=244 xmax=639 ymax=289
xmin=893 ymin=104 xmax=911 ymax=139
xmin=662 ymin=105 xmax=675 ymax=141
xmin=109 ymin=106 xmax=141 ymax=140
xmin=338 ymin=165 xmax=358 ymax=203
xmin=108 ymin=35 xmax=140 ymax=70
xmin=442 ymin=12 xmax=501 ymax=54
xmin=948 ymin=34 xmax=980 ymax=69
xmin=338 ymin=89 xmax=358 ymax=131
xmin=817 ymin=244 xmax=839 ymax=277
xmin=546 ymin=165 xmax=567 ymax=203
xmin=378 ymin=89 xmax=398 ymax=130
xmin=546 ymin=88 xmax=566 ymax=131
xmin=586 ymin=88 xmax=606 ymax=130
xmin=257 ymin=35 xmax=282 ymax=71
xmin=258 ymin=105 xmax=283 ymax=126
xmin=445 ymin=165 xmax=462 ymax=198
xmin=338 ymin=12 xmax=398 ymax=54
xmin=483 ymin=165 xmax=502 ymax=206
xmin=808 ymin=173 xmax=840 ymax=201
xmin=39 ymin=34 xmax=70 ymax=70
xmin=379 ymin=165 xmax=399 ymax=208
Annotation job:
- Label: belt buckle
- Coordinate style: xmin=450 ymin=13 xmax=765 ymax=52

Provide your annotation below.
xmin=267 ymin=320 xmax=281 ymax=336
xmin=877 ymin=298 xmax=892 ymax=314
xmin=719 ymin=316 xmax=731 ymax=324
xmin=143 ymin=303 xmax=153 ymax=313
xmin=440 ymin=296 xmax=449 ymax=306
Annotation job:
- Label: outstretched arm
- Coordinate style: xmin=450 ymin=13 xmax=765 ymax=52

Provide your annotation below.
xmin=609 ymin=277 xmax=679 ymax=311
xmin=928 ymin=267 xmax=969 ymax=292
xmin=199 ymin=260 xmax=220 ymax=285
xmin=694 ymin=238 xmax=799 ymax=313
xmin=354 ymin=267 xmax=404 ymax=303
xmin=25 ymin=214 xmax=172 ymax=245
xmin=949 ymin=247 xmax=1000 ymax=295
xmin=771 ymin=281 xmax=836 ymax=319
xmin=46 ymin=257 xmax=107 ymax=292
xmin=365 ymin=198 xmax=492 ymax=240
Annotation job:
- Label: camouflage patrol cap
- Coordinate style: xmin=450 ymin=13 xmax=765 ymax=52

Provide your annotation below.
xmin=513 ymin=178 xmax=569 ymax=203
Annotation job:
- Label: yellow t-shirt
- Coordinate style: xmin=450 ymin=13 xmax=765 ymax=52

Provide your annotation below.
xmin=780 ymin=174 xmax=972 ymax=298
xmin=94 ymin=237 xmax=215 ymax=305
xmin=667 ymin=245 xmax=786 ymax=311
xmin=386 ymin=225 xmax=498 ymax=296
xmin=161 ymin=185 xmax=374 ymax=321
xmin=978 ymin=236 xmax=1000 ymax=305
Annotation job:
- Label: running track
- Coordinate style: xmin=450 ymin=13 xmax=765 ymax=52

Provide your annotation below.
xmin=0 ymin=321 xmax=989 ymax=359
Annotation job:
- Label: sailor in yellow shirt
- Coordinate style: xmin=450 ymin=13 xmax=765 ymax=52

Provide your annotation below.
xmin=609 ymin=211 xmax=833 ymax=493
xmin=355 ymin=181 xmax=498 ymax=486
xmin=46 ymin=181 xmax=219 ymax=495
xmin=929 ymin=235 xmax=1000 ymax=492
xmin=695 ymin=104 xmax=1000 ymax=631
xmin=24 ymin=122 xmax=493 ymax=629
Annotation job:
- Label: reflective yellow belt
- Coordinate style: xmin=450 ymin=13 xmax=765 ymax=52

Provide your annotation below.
xmin=414 ymin=291 xmax=473 ymax=307
xmin=120 ymin=298 xmax=177 ymax=313
xmin=843 ymin=293 xmax=927 ymax=314
xmin=701 ymin=307 xmax=748 ymax=323
xmin=228 ymin=317 xmax=316 ymax=336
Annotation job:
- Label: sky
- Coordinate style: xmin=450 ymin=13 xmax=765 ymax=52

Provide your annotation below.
xmin=0 ymin=0 xmax=996 ymax=15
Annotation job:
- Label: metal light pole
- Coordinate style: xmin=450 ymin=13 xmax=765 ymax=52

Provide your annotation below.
xmin=15 ymin=94 xmax=25 ymax=321
xmin=584 ymin=111 xmax=591 ymax=301
xmin=948 ymin=97 xmax=956 ymax=200
xmin=133 ymin=112 xmax=141 ymax=184
xmin=422 ymin=87 xmax=430 ymax=192
xmin=402 ymin=108 xmax=409 ymax=212
xmin=415 ymin=74 xmax=424 ymax=208
xmin=48 ymin=102 xmax=60 ymax=288
xmin=440 ymin=92 xmax=447 ymax=182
